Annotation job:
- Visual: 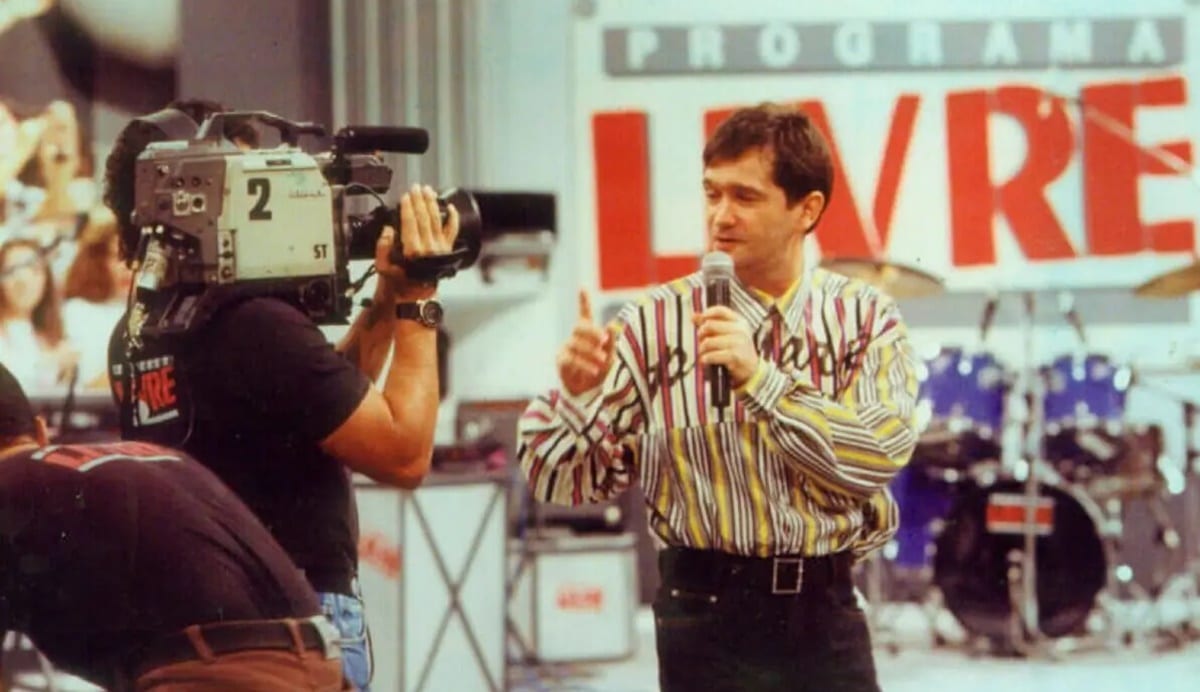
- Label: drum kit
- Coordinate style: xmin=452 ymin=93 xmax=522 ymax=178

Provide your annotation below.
xmin=824 ymin=255 xmax=1200 ymax=658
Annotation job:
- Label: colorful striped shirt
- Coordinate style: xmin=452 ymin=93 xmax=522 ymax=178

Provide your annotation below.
xmin=516 ymin=266 xmax=920 ymax=559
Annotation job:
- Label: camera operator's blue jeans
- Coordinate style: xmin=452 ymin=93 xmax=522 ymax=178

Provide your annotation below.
xmin=319 ymin=581 xmax=373 ymax=691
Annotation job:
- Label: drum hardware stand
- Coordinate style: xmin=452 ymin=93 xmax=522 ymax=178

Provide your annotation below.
xmin=1119 ymin=384 xmax=1200 ymax=643
xmin=1138 ymin=493 xmax=1197 ymax=651
xmin=1002 ymin=292 xmax=1056 ymax=658
xmin=1167 ymin=399 xmax=1200 ymax=641
xmin=859 ymin=552 xmax=910 ymax=655
xmin=1089 ymin=495 xmax=1169 ymax=651
xmin=860 ymin=546 xmax=954 ymax=654
xmin=1000 ymin=290 xmax=1175 ymax=658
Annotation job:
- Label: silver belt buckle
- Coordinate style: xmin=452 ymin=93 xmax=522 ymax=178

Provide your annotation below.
xmin=771 ymin=557 xmax=804 ymax=595
xmin=312 ymin=616 xmax=343 ymax=660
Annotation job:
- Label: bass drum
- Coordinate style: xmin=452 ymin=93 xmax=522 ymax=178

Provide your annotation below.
xmin=932 ymin=477 xmax=1108 ymax=640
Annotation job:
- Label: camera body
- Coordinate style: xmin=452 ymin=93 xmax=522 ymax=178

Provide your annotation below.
xmin=133 ymin=134 xmax=345 ymax=324
xmin=129 ymin=110 xmax=480 ymax=336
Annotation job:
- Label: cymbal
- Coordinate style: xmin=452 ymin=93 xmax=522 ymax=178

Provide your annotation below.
xmin=819 ymin=256 xmax=946 ymax=298
xmin=1134 ymin=260 xmax=1200 ymax=298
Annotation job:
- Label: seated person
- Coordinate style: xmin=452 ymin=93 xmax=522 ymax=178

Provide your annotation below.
xmin=0 ymin=237 xmax=76 ymax=391
xmin=61 ymin=207 xmax=132 ymax=389
xmin=0 ymin=97 xmax=46 ymax=239
xmin=0 ymin=362 xmax=348 ymax=691
xmin=2 ymin=98 xmax=89 ymax=243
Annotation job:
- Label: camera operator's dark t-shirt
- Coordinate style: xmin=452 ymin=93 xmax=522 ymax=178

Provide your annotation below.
xmin=0 ymin=441 xmax=320 ymax=688
xmin=107 ymin=297 xmax=371 ymax=595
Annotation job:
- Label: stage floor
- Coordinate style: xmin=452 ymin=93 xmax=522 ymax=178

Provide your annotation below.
xmin=510 ymin=604 xmax=1200 ymax=692
xmin=15 ymin=602 xmax=1200 ymax=691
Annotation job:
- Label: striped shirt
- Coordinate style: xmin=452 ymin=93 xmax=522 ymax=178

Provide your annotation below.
xmin=516 ymin=266 xmax=920 ymax=559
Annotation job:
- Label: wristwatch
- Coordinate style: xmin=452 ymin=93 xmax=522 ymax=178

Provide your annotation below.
xmin=395 ymin=299 xmax=444 ymax=328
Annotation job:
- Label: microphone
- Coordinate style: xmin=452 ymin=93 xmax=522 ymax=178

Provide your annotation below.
xmin=701 ymin=251 xmax=734 ymax=408
xmin=979 ymin=292 xmax=999 ymax=342
xmin=1057 ymin=291 xmax=1087 ymax=345
xmin=334 ymin=126 xmax=430 ymax=154
xmin=136 ymin=236 xmax=169 ymax=292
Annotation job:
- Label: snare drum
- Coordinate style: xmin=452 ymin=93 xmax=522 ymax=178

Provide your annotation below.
xmin=916 ymin=347 xmax=1009 ymax=465
xmin=932 ymin=474 xmax=1108 ymax=640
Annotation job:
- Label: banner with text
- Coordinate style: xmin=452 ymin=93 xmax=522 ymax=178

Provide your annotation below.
xmin=572 ymin=0 xmax=1200 ymax=293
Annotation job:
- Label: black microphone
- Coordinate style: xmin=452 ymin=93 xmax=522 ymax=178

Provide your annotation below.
xmin=979 ymin=293 xmax=999 ymax=342
xmin=701 ymin=251 xmax=734 ymax=409
xmin=335 ymin=126 xmax=430 ymax=154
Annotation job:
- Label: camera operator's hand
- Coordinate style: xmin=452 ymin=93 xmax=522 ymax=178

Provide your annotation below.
xmin=378 ymin=183 xmax=459 ymax=301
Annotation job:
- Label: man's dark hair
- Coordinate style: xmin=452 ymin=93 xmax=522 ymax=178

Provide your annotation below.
xmin=102 ymin=99 xmax=260 ymax=264
xmin=702 ymin=102 xmax=835 ymax=224
xmin=0 ymin=363 xmax=37 ymax=446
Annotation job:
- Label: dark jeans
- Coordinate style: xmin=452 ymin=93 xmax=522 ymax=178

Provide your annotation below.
xmin=653 ymin=549 xmax=880 ymax=692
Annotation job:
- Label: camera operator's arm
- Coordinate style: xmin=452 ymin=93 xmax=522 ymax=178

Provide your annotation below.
xmin=319 ymin=184 xmax=457 ymax=488
xmin=336 ymin=277 xmax=396 ymax=382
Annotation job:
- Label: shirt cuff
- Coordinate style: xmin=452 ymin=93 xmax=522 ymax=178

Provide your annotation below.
xmin=555 ymin=385 xmax=607 ymax=444
xmin=735 ymin=359 xmax=822 ymax=418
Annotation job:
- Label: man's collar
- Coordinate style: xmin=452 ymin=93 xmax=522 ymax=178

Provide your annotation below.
xmin=730 ymin=265 xmax=812 ymax=333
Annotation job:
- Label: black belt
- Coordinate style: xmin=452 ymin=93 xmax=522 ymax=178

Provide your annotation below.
xmin=659 ymin=547 xmax=854 ymax=596
xmin=133 ymin=616 xmax=339 ymax=678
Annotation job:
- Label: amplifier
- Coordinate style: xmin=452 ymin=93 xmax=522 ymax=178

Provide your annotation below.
xmin=507 ymin=531 xmax=638 ymax=663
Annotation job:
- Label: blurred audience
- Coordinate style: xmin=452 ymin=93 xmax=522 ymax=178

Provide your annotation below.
xmin=2 ymin=97 xmax=93 ymax=281
xmin=0 ymin=98 xmax=47 ymax=237
xmin=0 ymin=60 xmax=114 ymax=410
xmin=62 ymin=207 xmax=132 ymax=389
xmin=0 ymin=237 xmax=77 ymax=392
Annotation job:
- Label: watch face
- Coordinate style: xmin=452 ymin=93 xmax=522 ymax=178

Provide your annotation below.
xmin=420 ymin=300 xmax=444 ymax=325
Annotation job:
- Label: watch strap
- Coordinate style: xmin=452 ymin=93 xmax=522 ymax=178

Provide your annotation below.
xmin=394 ymin=302 xmax=422 ymax=320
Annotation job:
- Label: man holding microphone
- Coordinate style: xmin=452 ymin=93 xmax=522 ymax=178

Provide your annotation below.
xmin=517 ymin=102 xmax=920 ymax=692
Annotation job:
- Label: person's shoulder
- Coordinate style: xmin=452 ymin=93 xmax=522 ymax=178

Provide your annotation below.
xmin=61 ymin=297 xmax=86 ymax=321
xmin=811 ymin=266 xmax=895 ymax=308
xmin=211 ymin=297 xmax=313 ymax=330
xmin=613 ymin=272 xmax=704 ymax=322
xmin=0 ymin=448 xmax=39 ymax=475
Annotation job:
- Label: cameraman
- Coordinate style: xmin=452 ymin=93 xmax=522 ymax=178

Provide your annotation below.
xmin=101 ymin=100 xmax=457 ymax=692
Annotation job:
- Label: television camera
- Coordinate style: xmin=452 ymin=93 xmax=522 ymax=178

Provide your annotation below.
xmin=128 ymin=109 xmax=482 ymax=335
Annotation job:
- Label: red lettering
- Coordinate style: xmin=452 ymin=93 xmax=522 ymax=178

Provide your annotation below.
xmin=593 ymin=111 xmax=654 ymax=291
xmin=592 ymin=111 xmax=699 ymax=290
xmin=41 ymin=446 xmax=98 ymax=470
xmin=38 ymin=441 xmax=176 ymax=471
xmin=800 ymin=99 xmax=912 ymax=257
xmin=357 ymin=532 xmax=401 ymax=580
xmin=1082 ymin=76 xmax=1194 ymax=254
xmin=556 ymin=586 xmax=604 ymax=611
xmin=382 ymin=551 xmax=401 ymax=578
xmin=114 ymin=441 xmax=167 ymax=457
xmin=871 ymin=95 xmax=920 ymax=251
xmin=947 ymin=86 xmax=1077 ymax=266
xmin=159 ymin=365 xmax=177 ymax=406
xmin=593 ymin=75 xmax=1190 ymax=287
xmin=140 ymin=371 xmax=163 ymax=411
